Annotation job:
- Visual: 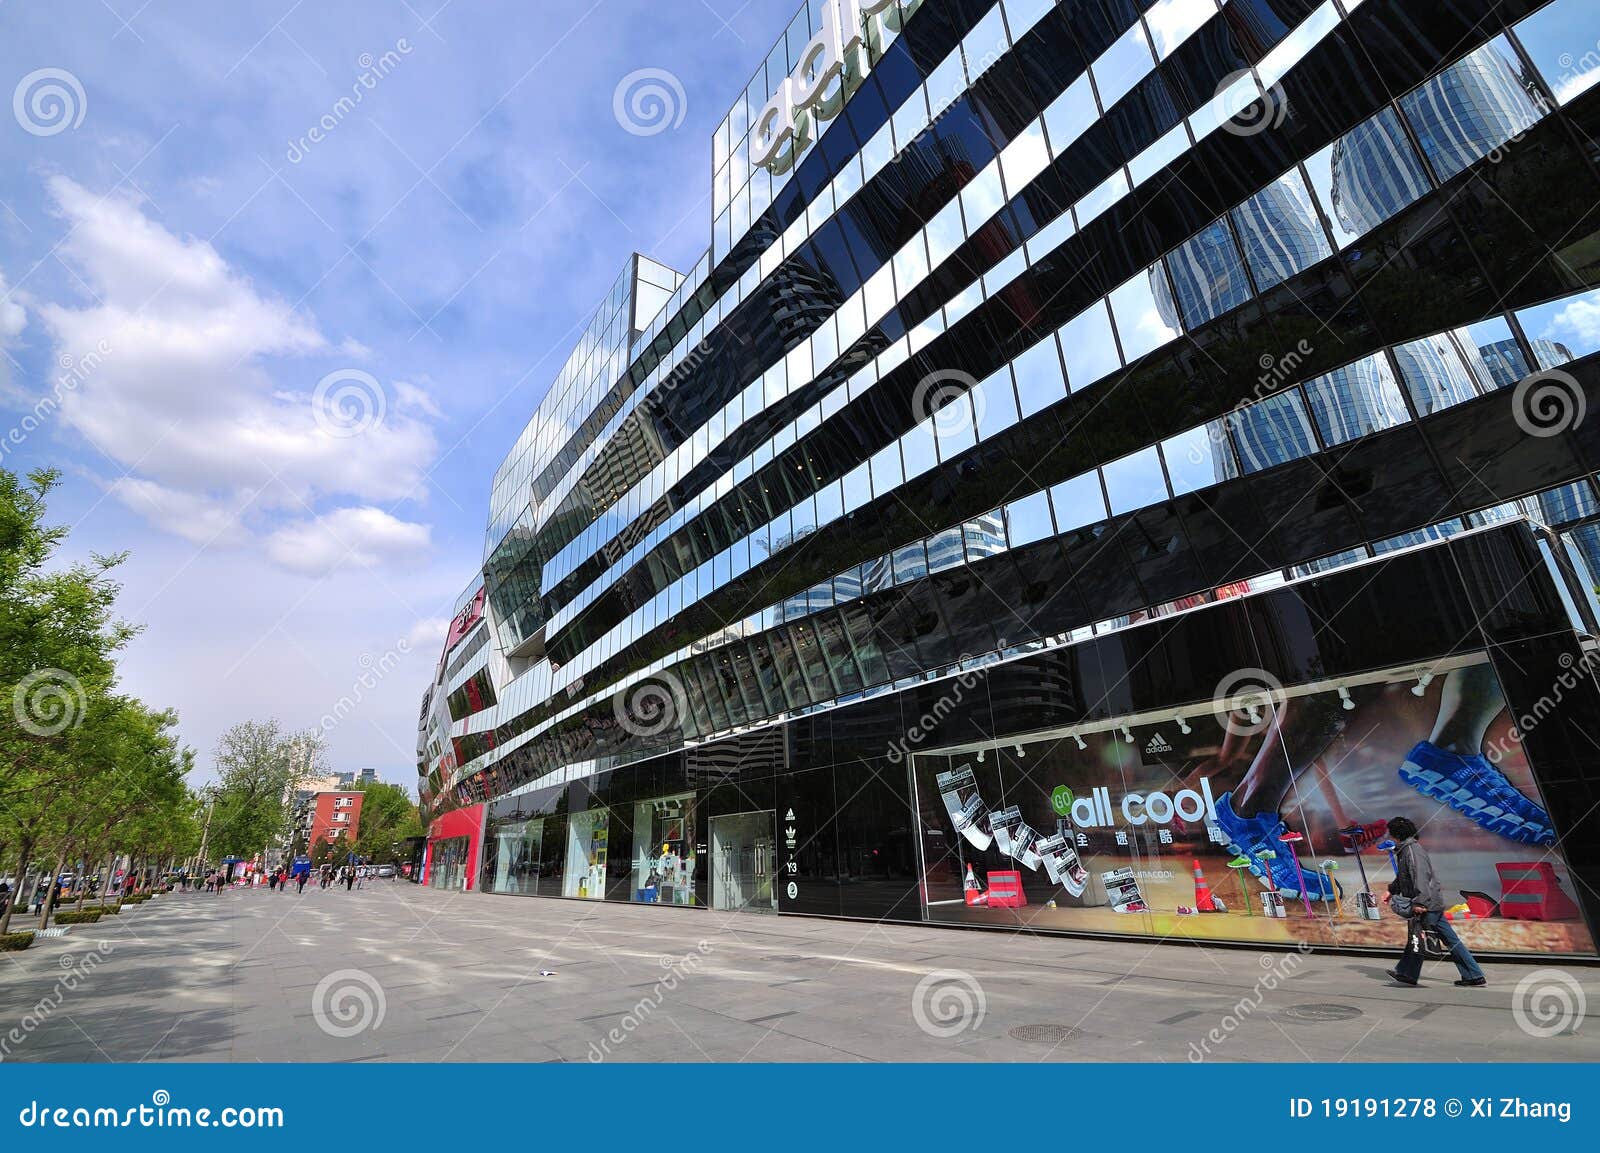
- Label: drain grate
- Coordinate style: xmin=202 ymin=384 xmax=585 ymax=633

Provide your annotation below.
xmin=1009 ymin=1023 xmax=1077 ymax=1044
xmin=1282 ymin=1003 xmax=1363 ymax=1022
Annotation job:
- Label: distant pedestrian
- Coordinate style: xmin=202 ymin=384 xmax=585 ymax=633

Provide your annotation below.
xmin=344 ymin=867 xmax=355 ymax=892
xmin=1385 ymin=816 xmax=1486 ymax=988
xmin=296 ymin=871 xmax=308 ymax=894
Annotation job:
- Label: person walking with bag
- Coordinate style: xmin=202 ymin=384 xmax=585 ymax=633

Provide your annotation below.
xmin=1385 ymin=816 xmax=1486 ymax=987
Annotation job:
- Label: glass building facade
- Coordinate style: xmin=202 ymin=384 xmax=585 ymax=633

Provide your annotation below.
xmin=419 ymin=0 xmax=1600 ymax=956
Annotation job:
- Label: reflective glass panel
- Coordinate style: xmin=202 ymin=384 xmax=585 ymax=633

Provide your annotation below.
xmin=1303 ymin=108 xmax=1432 ymax=247
xmin=1516 ymin=288 xmax=1600 ymax=365
xmin=1162 ymin=423 xmax=1238 ymax=495
xmin=1230 ymin=170 xmax=1331 ymax=292
xmin=1094 ymin=17 xmax=1157 ymax=109
xmin=1515 ymin=0 xmax=1600 ymax=106
xmin=1102 ymin=445 xmax=1168 ymax=514
xmin=1227 ymin=389 xmax=1317 ymax=474
xmin=1110 ymin=262 xmax=1183 ymax=360
xmin=1392 ymin=332 xmax=1482 ymax=417
xmin=1301 ymin=353 xmax=1410 ymax=446
xmin=1059 ymin=299 xmax=1122 ymax=392
xmin=1050 ymin=470 xmax=1109 ymax=532
xmin=1399 ymin=37 xmax=1548 ymax=183
xmin=1164 ymin=219 xmax=1251 ymax=328
xmin=1012 ymin=334 xmax=1068 ymax=416
xmin=1005 ymin=490 xmax=1055 ymax=545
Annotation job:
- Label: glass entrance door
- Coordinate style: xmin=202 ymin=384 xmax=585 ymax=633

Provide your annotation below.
xmin=710 ymin=811 xmax=776 ymax=913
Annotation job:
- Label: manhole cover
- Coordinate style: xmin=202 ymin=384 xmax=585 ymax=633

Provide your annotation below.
xmin=1282 ymin=1003 xmax=1363 ymax=1022
xmin=1008 ymin=1023 xmax=1077 ymax=1043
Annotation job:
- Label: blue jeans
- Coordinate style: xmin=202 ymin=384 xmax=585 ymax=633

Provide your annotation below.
xmin=1396 ymin=911 xmax=1485 ymax=982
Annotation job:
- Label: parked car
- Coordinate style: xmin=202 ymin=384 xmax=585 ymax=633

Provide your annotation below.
xmin=376 ymin=865 xmax=396 ymax=878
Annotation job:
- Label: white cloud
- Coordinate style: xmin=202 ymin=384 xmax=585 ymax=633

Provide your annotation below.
xmin=407 ymin=616 xmax=451 ymax=652
xmin=1552 ymin=296 xmax=1600 ymax=350
xmin=265 ymin=506 xmax=431 ymax=575
xmin=31 ymin=176 xmax=442 ymax=573
xmin=0 ymin=271 xmax=23 ymax=344
xmin=107 ymin=477 xmax=251 ymax=546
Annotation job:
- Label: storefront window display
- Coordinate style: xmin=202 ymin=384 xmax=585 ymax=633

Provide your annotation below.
xmin=491 ymin=818 xmax=543 ymax=895
xmin=912 ymin=656 xmax=1596 ymax=955
xmin=630 ymin=793 xmax=697 ymax=905
xmin=429 ymin=836 xmax=470 ymax=891
xmin=564 ymin=807 xmax=610 ymax=899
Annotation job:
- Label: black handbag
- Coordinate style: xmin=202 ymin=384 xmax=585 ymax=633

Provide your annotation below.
xmin=1407 ymin=919 xmax=1449 ymax=960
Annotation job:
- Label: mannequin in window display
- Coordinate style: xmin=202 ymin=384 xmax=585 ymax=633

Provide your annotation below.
xmin=1207 ymin=665 xmax=1554 ymax=901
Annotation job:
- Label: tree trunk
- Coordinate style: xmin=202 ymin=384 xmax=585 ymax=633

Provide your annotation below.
xmin=38 ymin=850 xmax=67 ymax=930
xmin=99 ymin=852 xmax=118 ymax=909
xmin=0 ymin=838 xmax=32 ymax=934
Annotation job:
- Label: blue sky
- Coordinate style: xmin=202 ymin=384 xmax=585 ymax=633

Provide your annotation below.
xmin=0 ymin=0 xmax=799 ymax=791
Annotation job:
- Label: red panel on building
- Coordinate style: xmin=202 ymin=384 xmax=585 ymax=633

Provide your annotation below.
xmin=423 ymin=803 xmax=485 ymax=890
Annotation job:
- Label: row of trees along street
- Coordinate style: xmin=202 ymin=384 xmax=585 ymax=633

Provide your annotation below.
xmin=1 ymin=467 xmax=421 ymax=945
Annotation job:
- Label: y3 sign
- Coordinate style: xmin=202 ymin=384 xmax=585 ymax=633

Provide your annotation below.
xmin=749 ymin=0 xmax=925 ymax=174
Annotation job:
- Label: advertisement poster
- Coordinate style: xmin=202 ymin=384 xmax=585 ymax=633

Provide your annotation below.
xmin=912 ymin=657 xmax=1596 ymax=954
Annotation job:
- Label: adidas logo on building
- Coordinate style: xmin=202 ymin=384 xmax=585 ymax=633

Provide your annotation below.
xmin=1143 ymin=732 xmax=1174 ymax=755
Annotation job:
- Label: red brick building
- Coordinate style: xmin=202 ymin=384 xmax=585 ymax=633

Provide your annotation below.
xmin=307 ymin=791 xmax=364 ymax=852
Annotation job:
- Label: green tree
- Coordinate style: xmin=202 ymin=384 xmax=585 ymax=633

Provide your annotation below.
xmin=208 ymin=720 xmax=326 ymax=861
xmin=0 ymin=466 xmax=150 ymax=933
xmin=350 ymin=780 xmax=422 ymax=862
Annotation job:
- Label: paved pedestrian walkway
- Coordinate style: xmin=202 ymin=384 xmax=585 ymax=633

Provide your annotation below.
xmin=1 ymin=883 xmax=1595 ymax=1062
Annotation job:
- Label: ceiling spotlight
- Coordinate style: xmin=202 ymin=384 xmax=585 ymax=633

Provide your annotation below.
xmin=1337 ymin=687 xmax=1355 ymax=711
xmin=1176 ymin=717 xmax=1192 ymax=735
xmin=1071 ymin=733 xmax=1087 ymax=751
xmin=1120 ymin=726 xmax=1135 ymax=744
xmin=1411 ymin=672 xmax=1435 ymax=697
xmin=1013 ymin=743 xmax=1026 ymax=758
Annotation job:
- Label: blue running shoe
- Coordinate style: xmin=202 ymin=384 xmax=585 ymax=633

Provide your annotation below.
xmin=1210 ymin=791 xmax=1338 ymax=900
xmin=1398 ymin=741 xmax=1555 ymax=845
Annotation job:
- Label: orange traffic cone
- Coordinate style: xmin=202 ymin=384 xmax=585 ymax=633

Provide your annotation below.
xmin=963 ymin=864 xmax=987 ymax=906
xmin=1193 ymin=859 xmax=1218 ymax=912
